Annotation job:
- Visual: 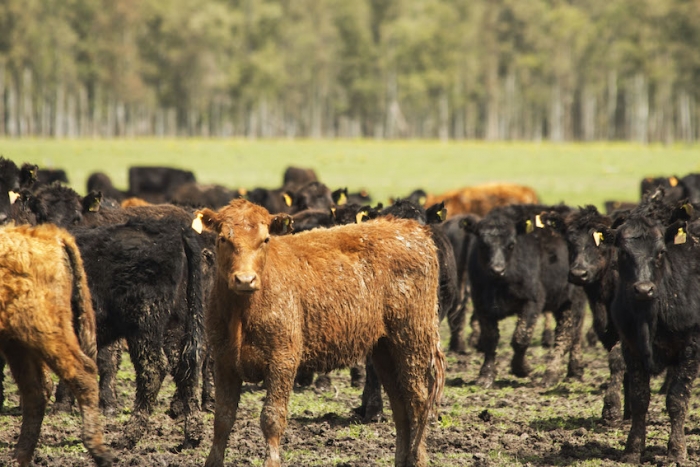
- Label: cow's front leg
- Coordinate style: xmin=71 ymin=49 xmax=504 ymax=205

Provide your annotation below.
xmin=666 ymin=352 xmax=700 ymax=463
xmin=261 ymin=363 xmax=296 ymax=467
xmin=621 ymin=351 xmax=650 ymax=464
xmin=204 ymin=354 xmax=242 ymax=467
xmin=511 ymin=303 xmax=539 ymax=378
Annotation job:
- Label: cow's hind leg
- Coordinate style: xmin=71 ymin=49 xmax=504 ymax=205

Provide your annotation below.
xmin=666 ymin=355 xmax=700 ymax=462
xmin=98 ymin=341 xmax=123 ymax=416
xmin=4 ymin=346 xmax=48 ymax=467
xmin=476 ymin=315 xmax=500 ymax=388
xmin=39 ymin=340 xmax=115 ymax=467
xmin=260 ymin=363 xmax=296 ymax=467
xmin=120 ymin=332 xmax=168 ymax=449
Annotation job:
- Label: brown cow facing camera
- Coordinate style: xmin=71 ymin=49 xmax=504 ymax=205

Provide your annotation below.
xmin=0 ymin=224 xmax=113 ymax=467
xmin=196 ymin=199 xmax=445 ymax=467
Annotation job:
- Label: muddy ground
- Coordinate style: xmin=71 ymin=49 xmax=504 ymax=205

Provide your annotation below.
xmin=0 ymin=317 xmax=699 ymax=466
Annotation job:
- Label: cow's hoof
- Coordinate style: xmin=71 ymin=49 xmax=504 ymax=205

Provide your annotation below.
xmin=540 ymin=371 xmax=561 ymax=388
xmin=476 ymin=375 xmax=494 ymax=389
xmin=511 ymin=361 xmax=531 ymax=378
xmin=541 ymin=329 xmax=555 ymax=348
xmin=620 ymin=452 xmax=641 ymax=465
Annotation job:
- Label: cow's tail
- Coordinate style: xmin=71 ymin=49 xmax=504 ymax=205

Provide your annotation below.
xmin=62 ymin=232 xmax=98 ymax=362
xmin=179 ymin=227 xmax=205 ymax=391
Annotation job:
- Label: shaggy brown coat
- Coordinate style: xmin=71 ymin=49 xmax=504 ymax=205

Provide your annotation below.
xmin=0 ymin=224 xmax=113 ymax=467
xmin=198 ymin=199 xmax=445 ymax=467
xmin=425 ymin=183 xmax=539 ymax=218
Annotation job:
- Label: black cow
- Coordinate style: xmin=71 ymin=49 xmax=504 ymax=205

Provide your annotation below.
xmin=35 ymin=168 xmax=69 ymax=187
xmin=681 ymin=173 xmax=700 ymax=205
xmin=465 ymin=204 xmax=587 ymax=388
xmin=543 ymin=205 xmax=629 ymax=424
xmin=22 ymin=185 xmax=210 ymax=449
xmin=282 ymin=166 xmax=318 ymax=189
xmin=609 ymin=200 xmax=699 ymax=464
xmin=247 ymin=187 xmax=295 ymax=214
xmin=171 ymin=182 xmax=244 ymax=209
xmin=292 ymin=181 xmax=334 ymax=213
xmin=640 ymin=175 xmax=687 ymax=203
xmin=128 ymin=166 xmax=196 ymax=203
xmin=87 ymin=172 xmax=128 ymax=202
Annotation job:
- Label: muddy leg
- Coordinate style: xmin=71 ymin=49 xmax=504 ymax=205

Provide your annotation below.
xmin=541 ymin=307 xmax=574 ymax=387
xmin=511 ymin=307 xmax=539 ymax=378
xmin=349 ymin=363 xmax=365 ymax=388
xmin=204 ymin=355 xmax=242 ymax=467
xmin=621 ymin=355 xmax=650 ymax=464
xmin=357 ymin=355 xmax=383 ymax=423
xmin=447 ymin=300 xmax=468 ymax=354
xmin=541 ymin=312 xmax=555 ymax=348
xmin=4 ymin=348 xmax=47 ymax=467
xmin=201 ymin=351 xmax=215 ymax=413
xmin=98 ymin=341 xmax=122 ymax=416
xmin=566 ymin=301 xmax=585 ymax=380
xmin=467 ymin=308 xmax=480 ymax=349
xmin=372 ymin=339 xmax=411 ymax=467
xmin=119 ymin=334 xmax=168 ymax=449
xmin=602 ymin=343 xmax=625 ymax=424
xmin=41 ymin=343 xmax=114 ymax=467
xmin=476 ymin=315 xmax=499 ymax=388
xmin=260 ymin=363 xmax=296 ymax=467
xmin=666 ymin=355 xmax=700 ymax=462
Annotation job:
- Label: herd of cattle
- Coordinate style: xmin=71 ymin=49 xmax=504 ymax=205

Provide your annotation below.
xmin=0 ymin=158 xmax=699 ymax=466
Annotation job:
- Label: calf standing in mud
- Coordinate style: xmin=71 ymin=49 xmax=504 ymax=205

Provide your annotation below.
xmin=196 ymin=199 xmax=445 ymax=467
xmin=465 ymin=205 xmax=587 ymax=388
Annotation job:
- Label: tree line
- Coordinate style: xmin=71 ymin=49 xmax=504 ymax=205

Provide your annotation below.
xmin=1 ymin=0 xmax=698 ymax=141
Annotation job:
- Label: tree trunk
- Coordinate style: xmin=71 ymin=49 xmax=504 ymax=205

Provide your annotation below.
xmin=438 ymin=91 xmax=449 ymax=142
xmin=581 ymin=85 xmax=596 ymax=141
xmin=485 ymin=58 xmax=499 ymax=141
xmin=0 ymin=62 xmax=5 ymax=136
xmin=549 ymin=81 xmax=563 ymax=142
xmin=631 ymin=73 xmax=648 ymax=144
xmin=606 ymin=70 xmax=617 ymax=140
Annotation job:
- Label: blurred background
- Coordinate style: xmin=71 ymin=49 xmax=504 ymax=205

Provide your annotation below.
xmin=0 ymin=0 xmax=698 ymax=142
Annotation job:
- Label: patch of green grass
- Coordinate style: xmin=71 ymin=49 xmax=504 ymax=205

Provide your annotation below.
xmin=2 ymin=139 xmax=699 ymax=209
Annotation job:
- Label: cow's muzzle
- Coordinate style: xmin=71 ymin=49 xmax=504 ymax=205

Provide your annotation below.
xmin=231 ymin=272 xmax=259 ymax=294
xmin=489 ymin=263 xmax=506 ymax=277
xmin=633 ymin=281 xmax=656 ymax=300
xmin=568 ymin=267 xmax=590 ymax=285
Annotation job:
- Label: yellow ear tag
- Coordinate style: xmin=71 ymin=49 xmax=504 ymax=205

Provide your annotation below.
xmin=438 ymin=208 xmax=447 ymax=221
xmin=356 ymin=211 xmax=368 ymax=224
xmin=191 ymin=213 xmax=203 ymax=234
xmin=535 ymin=215 xmax=544 ymax=228
xmin=525 ymin=219 xmax=534 ymax=234
xmin=330 ymin=207 xmax=336 ymax=217
xmin=419 ymin=196 xmax=427 ymax=206
xmin=593 ymin=231 xmax=603 ymax=247
xmin=88 ymin=202 xmax=100 ymax=212
xmin=674 ymin=228 xmax=687 ymax=245
xmin=8 ymin=191 xmax=19 ymax=205
xmin=683 ymin=204 xmax=693 ymax=216
xmin=670 ymin=176 xmax=678 ymax=187
xmin=238 ymin=187 xmax=248 ymax=196
xmin=283 ymin=193 xmax=293 ymax=207
xmin=337 ymin=192 xmax=347 ymax=206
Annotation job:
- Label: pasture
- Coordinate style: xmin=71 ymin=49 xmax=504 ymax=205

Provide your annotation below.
xmin=0 ymin=139 xmax=699 ymax=466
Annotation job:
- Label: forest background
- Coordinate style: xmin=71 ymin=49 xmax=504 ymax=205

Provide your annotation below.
xmin=0 ymin=0 xmax=699 ymax=142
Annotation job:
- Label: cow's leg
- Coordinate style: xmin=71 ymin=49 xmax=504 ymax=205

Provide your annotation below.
xmin=357 ymin=355 xmax=383 ymax=423
xmin=621 ymin=355 xmax=650 ymax=464
xmin=565 ymin=297 xmax=586 ymax=379
xmin=601 ymin=343 xmax=625 ymax=425
xmin=541 ymin=312 xmax=555 ymax=348
xmin=372 ymin=339 xmax=411 ymax=467
xmin=666 ymin=355 xmax=700 ymax=462
xmin=541 ymin=306 xmax=575 ymax=387
xmin=201 ymin=350 xmax=215 ymax=413
xmin=52 ymin=379 xmax=75 ymax=413
xmin=39 ymin=339 xmax=115 ymax=467
xmin=120 ymin=333 xmax=168 ymax=449
xmin=170 ymin=333 xmax=202 ymax=449
xmin=98 ymin=341 xmax=122 ymax=416
xmin=260 ymin=363 xmax=296 ymax=467
xmin=447 ymin=300 xmax=468 ymax=354
xmin=204 ymin=357 xmax=242 ymax=467
xmin=4 ymin=347 xmax=47 ymax=467
xmin=510 ymin=305 xmax=539 ymax=378
xmin=476 ymin=314 xmax=500 ymax=388
xmin=467 ymin=308 xmax=480 ymax=349
xmin=0 ymin=356 xmax=5 ymax=412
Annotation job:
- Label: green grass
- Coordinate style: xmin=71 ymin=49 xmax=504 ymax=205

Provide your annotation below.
xmin=1 ymin=138 xmax=699 ymax=209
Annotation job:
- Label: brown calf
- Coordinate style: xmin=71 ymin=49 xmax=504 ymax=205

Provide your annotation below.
xmin=0 ymin=224 xmax=113 ymax=467
xmin=426 ymin=182 xmax=539 ymax=218
xmin=197 ymin=199 xmax=445 ymax=467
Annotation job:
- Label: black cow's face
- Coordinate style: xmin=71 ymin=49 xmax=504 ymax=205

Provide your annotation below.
xmin=615 ymin=218 xmax=666 ymax=301
xmin=0 ymin=158 xmax=22 ymax=224
xmin=477 ymin=223 xmax=516 ymax=278
xmin=565 ymin=225 xmax=611 ymax=285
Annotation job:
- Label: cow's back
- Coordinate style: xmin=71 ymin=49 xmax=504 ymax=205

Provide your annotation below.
xmin=242 ymin=218 xmax=439 ymax=374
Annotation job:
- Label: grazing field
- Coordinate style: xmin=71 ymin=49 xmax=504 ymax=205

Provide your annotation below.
xmin=0 ymin=139 xmax=700 ymax=466
xmin=1 ymin=139 xmax=699 ymax=208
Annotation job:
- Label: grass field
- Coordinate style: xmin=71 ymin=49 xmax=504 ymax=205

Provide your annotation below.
xmin=1 ymin=139 xmax=699 ymax=209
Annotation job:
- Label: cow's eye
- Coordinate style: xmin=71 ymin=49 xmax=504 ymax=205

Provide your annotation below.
xmin=507 ymin=242 xmax=515 ymax=251
xmin=264 ymin=237 xmax=270 ymax=244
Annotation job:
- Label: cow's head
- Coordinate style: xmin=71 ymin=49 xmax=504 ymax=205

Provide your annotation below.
xmin=470 ymin=214 xmax=521 ymax=278
xmin=196 ymin=199 xmax=293 ymax=294
xmin=546 ymin=206 xmax=615 ymax=286
xmin=0 ymin=157 xmax=24 ymax=224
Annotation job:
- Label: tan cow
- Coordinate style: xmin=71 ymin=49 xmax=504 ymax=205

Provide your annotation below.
xmin=0 ymin=224 xmax=113 ymax=467
xmin=425 ymin=182 xmax=539 ymax=218
xmin=197 ymin=199 xmax=445 ymax=467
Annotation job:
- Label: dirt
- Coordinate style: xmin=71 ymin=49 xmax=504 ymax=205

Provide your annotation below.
xmin=1 ymin=318 xmax=699 ymax=466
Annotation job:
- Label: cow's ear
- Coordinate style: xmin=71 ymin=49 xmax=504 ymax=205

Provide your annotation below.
xmin=426 ymin=202 xmax=447 ymax=224
xmin=355 ymin=208 xmax=370 ymax=224
xmin=540 ymin=211 xmax=566 ymax=235
xmin=193 ymin=208 xmax=220 ymax=234
xmin=670 ymin=202 xmax=693 ymax=223
xmin=459 ymin=214 xmax=479 ymax=234
xmin=664 ymin=220 xmax=688 ymax=245
xmin=19 ymin=163 xmax=38 ymax=189
xmin=28 ymin=194 xmax=48 ymax=223
xmin=270 ymin=214 xmax=294 ymax=235
xmin=332 ymin=188 xmax=348 ymax=206
xmin=82 ymin=191 xmax=102 ymax=213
